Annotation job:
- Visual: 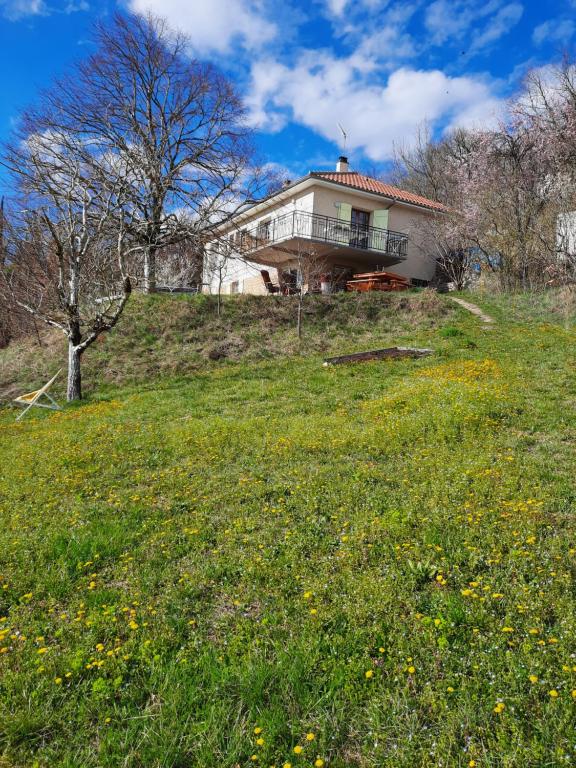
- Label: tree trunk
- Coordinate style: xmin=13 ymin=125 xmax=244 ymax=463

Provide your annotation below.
xmin=67 ymin=342 xmax=83 ymax=401
xmin=143 ymin=246 xmax=157 ymax=294
xmin=297 ymin=296 xmax=303 ymax=340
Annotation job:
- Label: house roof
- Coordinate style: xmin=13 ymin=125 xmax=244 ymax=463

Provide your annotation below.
xmin=309 ymin=171 xmax=447 ymax=212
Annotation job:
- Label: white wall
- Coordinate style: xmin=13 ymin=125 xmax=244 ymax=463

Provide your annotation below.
xmin=204 ymin=188 xmax=314 ymax=294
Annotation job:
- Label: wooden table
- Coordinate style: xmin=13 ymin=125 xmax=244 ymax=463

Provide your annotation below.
xmin=346 ymin=270 xmax=410 ymax=292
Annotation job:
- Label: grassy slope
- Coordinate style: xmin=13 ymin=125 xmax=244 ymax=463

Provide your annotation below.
xmin=0 ymin=291 xmax=449 ymax=403
xmin=0 ymin=291 xmax=575 ymax=767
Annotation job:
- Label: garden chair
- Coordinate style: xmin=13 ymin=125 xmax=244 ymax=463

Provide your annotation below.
xmin=260 ymin=270 xmax=280 ymax=294
xmin=14 ymin=369 xmax=63 ymax=421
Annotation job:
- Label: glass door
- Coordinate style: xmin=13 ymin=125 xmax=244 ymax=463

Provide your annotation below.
xmin=350 ymin=209 xmax=369 ymax=248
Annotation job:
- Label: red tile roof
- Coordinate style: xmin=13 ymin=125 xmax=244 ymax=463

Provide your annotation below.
xmin=310 ymin=171 xmax=447 ymax=212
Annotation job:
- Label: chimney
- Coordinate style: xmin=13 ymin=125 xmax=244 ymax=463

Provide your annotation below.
xmin=336 ymin=155 xmax=349 ymax=172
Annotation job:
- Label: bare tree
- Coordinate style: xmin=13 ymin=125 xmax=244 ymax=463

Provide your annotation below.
xmin=204 ymin=238 xmax=234 ymax=317
xmin=1 ymin=131 xmax=135 ymax=401
xmin=7 ymin=11 xmax=260 ymax=294
xmin=155 ymin=236 xmax=203 ymax=291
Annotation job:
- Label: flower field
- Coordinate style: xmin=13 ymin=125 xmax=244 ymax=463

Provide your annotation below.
xmin=0 ymin=292 xmax=575 ymax=767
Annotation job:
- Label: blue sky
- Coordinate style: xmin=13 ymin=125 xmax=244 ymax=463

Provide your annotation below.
xmin=0 ymin=0 xmax=574 ymax=193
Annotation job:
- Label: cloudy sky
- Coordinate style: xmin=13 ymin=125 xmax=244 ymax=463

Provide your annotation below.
xmin=0 ymin=0 xmax=573 ymax=186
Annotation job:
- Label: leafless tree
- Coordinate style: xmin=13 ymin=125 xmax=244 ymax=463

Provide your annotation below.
xmin=155 ymin=237 xmax=203 ymax=291
xmin=6 ymin=11 xmax=262 ymax=294
xmin=204 ymin=238 xmax=235 ymax=317
xmin=291 ymin=240 xmax=330 ymax=340
xmin=0 ymin=131 xmax=136 ymax=401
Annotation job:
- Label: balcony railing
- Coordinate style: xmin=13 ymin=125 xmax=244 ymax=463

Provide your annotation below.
xmin=225 ymin=210 xmax=408 ymax=259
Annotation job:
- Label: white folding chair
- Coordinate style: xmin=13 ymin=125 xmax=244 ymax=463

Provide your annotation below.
xmin=14 ymin=369 xmax=63 ymax=421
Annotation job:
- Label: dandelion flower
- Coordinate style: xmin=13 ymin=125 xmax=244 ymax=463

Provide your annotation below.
xmin=254 ymin=727 xmax=262 ymax=735
xmin=549 ymin=690 xmax=559 ymax=698
xmin=529 ymin=675 xmax=538 ymax=683
xmin=493 ymin=702 xmax=505 ymax=714
xmin=293 ymin=745 xmax=303 ymax=755
xmin=407 ymin=666 xmax=416 ymax=674
xmin=54 ymin=677 xmax=62 ymax=684
xmin=365 ymin=670 xmax=374 ymax=679
xmin=306 ymin=732 xmax=315 ymax=741
xmin=256 ymin=737 xmax=264 ymax=746
xmin=315 ymin=760 xmax=325 ymax=767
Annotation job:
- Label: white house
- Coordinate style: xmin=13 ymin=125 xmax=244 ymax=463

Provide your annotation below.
xmin=204 ymin=157 xmax=446 ymax=295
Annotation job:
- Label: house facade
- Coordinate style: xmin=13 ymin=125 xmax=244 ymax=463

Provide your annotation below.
xmin=204 ymin=157 xmax=446 ymax=295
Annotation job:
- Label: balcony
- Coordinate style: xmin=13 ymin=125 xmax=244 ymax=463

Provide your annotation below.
xmin=228 ymin=210 xmax=408 ymax=262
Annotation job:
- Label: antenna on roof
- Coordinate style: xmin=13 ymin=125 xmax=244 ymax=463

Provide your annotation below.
xmin=337 ymin=123 xmax=347 ymax=152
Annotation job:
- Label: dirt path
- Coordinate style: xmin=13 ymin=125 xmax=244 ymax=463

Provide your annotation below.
xmin=448 ymin=296 xmax=495 ymax=325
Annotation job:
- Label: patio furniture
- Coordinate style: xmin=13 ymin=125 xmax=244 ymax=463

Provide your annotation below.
xmin=14 ymin=369 xmax=63 ymax=421
xmin=346 ymin=270 xmax=410 ymax=292
xmin=278 ymin=271 xmax=299 ymax=295
xmin=260 ymin=269 xmax=280 ymax=294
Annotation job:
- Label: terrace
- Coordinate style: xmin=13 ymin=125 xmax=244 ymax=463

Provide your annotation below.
xmin=226 ymin=210 xmax=408 ymax=265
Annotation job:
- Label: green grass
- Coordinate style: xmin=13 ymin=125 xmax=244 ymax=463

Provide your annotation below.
xmin=1 ymin=291 xmax=576 ymax=767
xmin=0 ymin=290 xmax=450 ymax=404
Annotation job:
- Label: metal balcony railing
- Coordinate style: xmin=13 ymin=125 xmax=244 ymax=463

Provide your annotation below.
xmin=225 ymin=210 xmax=408 ymax=258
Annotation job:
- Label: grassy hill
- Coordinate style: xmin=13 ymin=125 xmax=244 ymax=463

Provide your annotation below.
xmin=0 ymin=290 xmax=575 ymax=767
xmin=0 ymin=290 xmax=451 ymax=404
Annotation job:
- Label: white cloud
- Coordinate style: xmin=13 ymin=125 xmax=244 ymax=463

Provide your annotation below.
xmin=0 ymin=0 xmax=88 ymax=18
xmin=532 ymin=18 xmax=575 ymax=46
xmin=470 ymin=2 xmax=523 ymax=52
xmin=64 ymin=0 xmax=89 ymax=11
xmin=324 ymin=0 xmax=348 ymax=15
xmin=425 ymin=0 xmax=523 ymax=51
xmin=0 ymin=0 xmax=47 ymax=20
xmin=247 ymin=52 xmax=503 ymax=161
xmin=323 ymin=0 xmax=389 ymax=17
xmin=127 ymin=0 xmax=277 ymax=54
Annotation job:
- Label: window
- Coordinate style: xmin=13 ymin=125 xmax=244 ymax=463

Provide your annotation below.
xmin=230 ymin=280 xmax=240 ymax=294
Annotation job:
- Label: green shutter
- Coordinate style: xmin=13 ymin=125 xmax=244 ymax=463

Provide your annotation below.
xmin=336 ymin=202 xmax=352 ymax=223
xmin=372 ymin=209 xmax=389 ymax=230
